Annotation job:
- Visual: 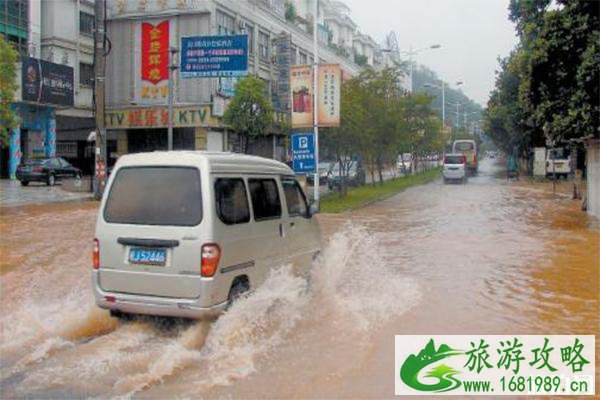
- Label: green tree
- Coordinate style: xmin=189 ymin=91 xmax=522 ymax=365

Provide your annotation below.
xmin=0 ymin=35 xmax=19 ymax=147
xmin=223 ymin=75 xmax=274 ymax=153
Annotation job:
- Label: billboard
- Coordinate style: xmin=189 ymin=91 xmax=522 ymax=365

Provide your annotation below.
xmin=180 ymin=35 xmax=248 ymax=78
xmin=21 ymin=57 xmax=74 ymax=107
xmin=290 ymin=65 xmax=313 ymax=129
xmin=136 ymin=19 xmax=171 ymax=104
xmin=317 ymin=64 xmax=341 ymax=127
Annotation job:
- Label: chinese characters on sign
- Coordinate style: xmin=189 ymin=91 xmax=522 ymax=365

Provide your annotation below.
xmin=291 ymin=133 xmax=316 ymax=174
xmin=104 ymin=106 xmax=218 ymax=129
xmin=21 ymin=57 xmax=74 ymax=106
xmin=180 ymin=35 xmax=248 ymax=78
xmin=290 ymin=65 xmax=313 ymax=129
xmin=317 ymin=64 xmax=341 ymax=127
xmin=395 ymin=335 xmax=595 ymax=396
xmin=139 ymin=20 xmax=170 ymax=102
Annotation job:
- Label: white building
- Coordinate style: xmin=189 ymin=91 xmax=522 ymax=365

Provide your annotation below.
xmin=585 ymin=138 xmax=600 ymax=218
xmin=102 ymin=0 xmax=363 ymax=160
xmin=1 ymin=0 xmax=97 ymax=178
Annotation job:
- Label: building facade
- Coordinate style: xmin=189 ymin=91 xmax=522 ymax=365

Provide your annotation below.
xmin=103 ymin=0 xmax=370 ymax=161
xmin=0 ymin=0 xmax=98 ymax=179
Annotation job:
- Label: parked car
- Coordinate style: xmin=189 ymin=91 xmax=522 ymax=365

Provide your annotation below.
xmin=327 ymin=161 xmax=366 ymax=190
xmin=93 ymin=152 xmax=322 ymax=320
xmin=397 ymin=153 xmax=413 ymax=174
xmin=16 ymin=157 xmax=82 ymax=186
xmin=452 ymin=140 xmax=478 ymax=174
xmin=546 ymin=148 xmax=571 ymax=179
xmin=443 ymin=153 xmax=467 ymax=184
xmin=307 ymin=161 xmax=333 ymax=185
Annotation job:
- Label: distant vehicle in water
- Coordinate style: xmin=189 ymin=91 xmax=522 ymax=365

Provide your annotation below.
xmin=452 ymin=140 xmax=478 ymax=174
xmin=397 ymin=153 xmax=413 ymax=174
xmin=307 ymin=161 xmax=333 ymax=185
xmin=546 ymin=148 xmax=571 ymax=179
xmin=93 ymin=152 xmax=321 ymax=320
xmin=443 ymin=154 xmax=467 ymax=184
xmin=16 ymin=157 xmax=82 ymax=186
xmin=328 ymin=160 xmax=366 ymax=190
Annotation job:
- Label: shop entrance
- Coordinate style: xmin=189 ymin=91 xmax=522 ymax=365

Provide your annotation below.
xmin=127 ymin=128 xmax=195 ymax=153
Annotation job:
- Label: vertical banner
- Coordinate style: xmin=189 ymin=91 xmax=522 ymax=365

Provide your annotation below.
xmin=290 ymin=65 xmax=313 ymax=129
xmin=317 ymin=64 xmax=341 ymax=127
xmin=136 ymin=20 xmax=170 ymax=104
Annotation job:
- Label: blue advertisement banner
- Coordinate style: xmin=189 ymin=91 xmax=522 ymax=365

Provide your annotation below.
xmin=180 ymin=35 xmax=248 ymax=78
xmin=291 ymin=133 xmax=316 ymax=174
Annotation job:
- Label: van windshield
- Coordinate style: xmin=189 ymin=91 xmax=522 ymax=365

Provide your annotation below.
xmin=104 ymin=166 xmax=202 ymax=226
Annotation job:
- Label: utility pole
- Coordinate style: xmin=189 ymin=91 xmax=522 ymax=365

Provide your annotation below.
xmin=93 ymin=0 xmax=107 ymax=199
xmin=167 ymin=46 xmax=179 ymax=150
xmin=313 ymin=0 xmax=320 ymax=205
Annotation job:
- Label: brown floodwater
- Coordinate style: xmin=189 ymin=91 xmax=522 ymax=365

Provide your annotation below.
xmin=0 ymin=159 xmax=598 ymax=399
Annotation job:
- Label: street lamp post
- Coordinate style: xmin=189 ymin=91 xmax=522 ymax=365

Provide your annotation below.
xmin=399 ymin=44 xmax=441 ymax=93
xmin=424 ymin=82 xmax=445 ymax=125
xmin=313 ymin=0 xmax=320 ymax=205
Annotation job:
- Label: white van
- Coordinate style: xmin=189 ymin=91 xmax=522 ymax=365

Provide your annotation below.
xmin=93 ymin=152 xmax=321 ymax=319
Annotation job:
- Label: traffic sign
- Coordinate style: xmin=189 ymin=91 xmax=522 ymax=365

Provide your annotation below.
xmin=291 ymin=133 xmax=316 ymax=174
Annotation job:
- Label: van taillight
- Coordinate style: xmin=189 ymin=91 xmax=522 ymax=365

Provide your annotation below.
xmin=201 ymin=243 xmax=221 ymax=277
xmin=93 ymin=239 xmax=100 ymax=269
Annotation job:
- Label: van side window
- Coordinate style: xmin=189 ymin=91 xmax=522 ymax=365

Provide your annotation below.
xmin=215 ymin=178 xmax=250 ymax=225
xmin=282 ymin=179 xmax=308 ymax=217
xmin=248 ymin=178 xmax=282 ymax=221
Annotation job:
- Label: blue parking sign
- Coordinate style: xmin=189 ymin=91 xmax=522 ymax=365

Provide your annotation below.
xmin=291 ymin=133 xmax=316 ymax=174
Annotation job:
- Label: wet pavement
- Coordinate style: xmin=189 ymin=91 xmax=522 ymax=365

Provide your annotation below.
xmin=0 ymin=159 xmax=597 ymax=398
xmin=0 ymin=179 xmax=93 ymax=208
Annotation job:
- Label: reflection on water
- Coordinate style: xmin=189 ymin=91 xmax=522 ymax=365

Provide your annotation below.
xmin=0 ymin=159 xmax=598 ymax=398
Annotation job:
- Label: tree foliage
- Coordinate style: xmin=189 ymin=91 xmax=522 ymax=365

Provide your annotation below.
xmin=223 ymin=75 xmax=274 ymax=153
xmin=0 ymin=35 xmax=19 ymax=147
xmin=485 ymin=0 xmax=599 ymax=154
xmin=321 ymin=67 xmax=445 ymax=194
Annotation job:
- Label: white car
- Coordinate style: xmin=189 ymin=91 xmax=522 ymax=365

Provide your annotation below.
xmin=397 ymin=153 xmax=413 ymax=174
xmin=443 ymin=154 xmax=467 ymax=184
xmin=93 ymin=151 xmax=322 ymax=320
xmin=546 ymin=148 xmax=571 ymax=179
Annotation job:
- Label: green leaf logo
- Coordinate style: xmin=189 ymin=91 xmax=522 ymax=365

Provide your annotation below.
xmin=400 ymin=339 xmax=464 ymax=392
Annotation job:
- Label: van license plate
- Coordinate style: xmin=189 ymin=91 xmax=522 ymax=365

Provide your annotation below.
xmin=129 ymin=248 xmax=166 ymax=266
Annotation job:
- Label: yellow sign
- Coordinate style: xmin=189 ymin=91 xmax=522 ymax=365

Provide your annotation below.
xmin=104 ymin=106 xmax=220 ymax=129
xmin=317 ymin=64 xmax=341 ymax=127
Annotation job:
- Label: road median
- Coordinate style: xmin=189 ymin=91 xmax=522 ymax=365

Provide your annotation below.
xmin=320 ymin=167 xmax=441 ymax=213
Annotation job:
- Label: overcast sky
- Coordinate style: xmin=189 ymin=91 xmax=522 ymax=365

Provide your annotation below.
xmin=341 ymin=0 xmax=518 ymax=106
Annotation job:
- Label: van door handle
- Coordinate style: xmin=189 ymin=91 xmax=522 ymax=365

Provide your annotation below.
xmin=279 ymin=223 xmax=285 ymax=237
xmin=290 ymin=222 xmax=295 ymax=227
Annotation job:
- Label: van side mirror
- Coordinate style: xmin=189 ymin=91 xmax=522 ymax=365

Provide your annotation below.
xmin=308 ymin=201 xmax=319 ymax=218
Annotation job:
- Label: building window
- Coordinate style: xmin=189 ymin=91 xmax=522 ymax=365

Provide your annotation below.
xmin=79 ymin=11 xmax=95 ymax=36
xmin=240 ymin=22 xmax=254 ymax=54
xmin=79 ymin=62 xmax=94 ymax=86
xmin=299 ymin=51 xmax=307 ymax=65
xmin=258 ymin=31 xmax=269 ymax=61
xmin=216 ymin=10 xmax=235 ymax=35
xmin=290 ymin=45 xmax=297 ymax=64
xmin=0 ymin=0 xmax=29 ymax=57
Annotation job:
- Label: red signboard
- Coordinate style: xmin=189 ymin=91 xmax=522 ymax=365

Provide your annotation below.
xmin=141 ymin=21 xmax=169 ymax=84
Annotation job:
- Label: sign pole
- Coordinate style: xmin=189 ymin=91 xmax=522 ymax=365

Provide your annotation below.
xmin=313 ymin=0 xmax=320 ymax=206
xmin=93 ymin=0 xmax=107 ymax=200
xmin=167 ymin=46 xmax=178 ymax=151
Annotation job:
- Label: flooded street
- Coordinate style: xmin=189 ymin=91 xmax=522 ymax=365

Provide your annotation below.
xmin=0 ymin=159 xmax=598 ymax=398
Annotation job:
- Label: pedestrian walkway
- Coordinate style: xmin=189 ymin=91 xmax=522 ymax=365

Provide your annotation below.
xmin=0 ymin=179 xmax=93 ymax=208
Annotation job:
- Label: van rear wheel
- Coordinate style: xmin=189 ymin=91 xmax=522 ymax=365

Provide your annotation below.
xmin=110 ymin=309 xmax=135 ymax=321
xmin=227 ymin=278 xmax=250 ymax=308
